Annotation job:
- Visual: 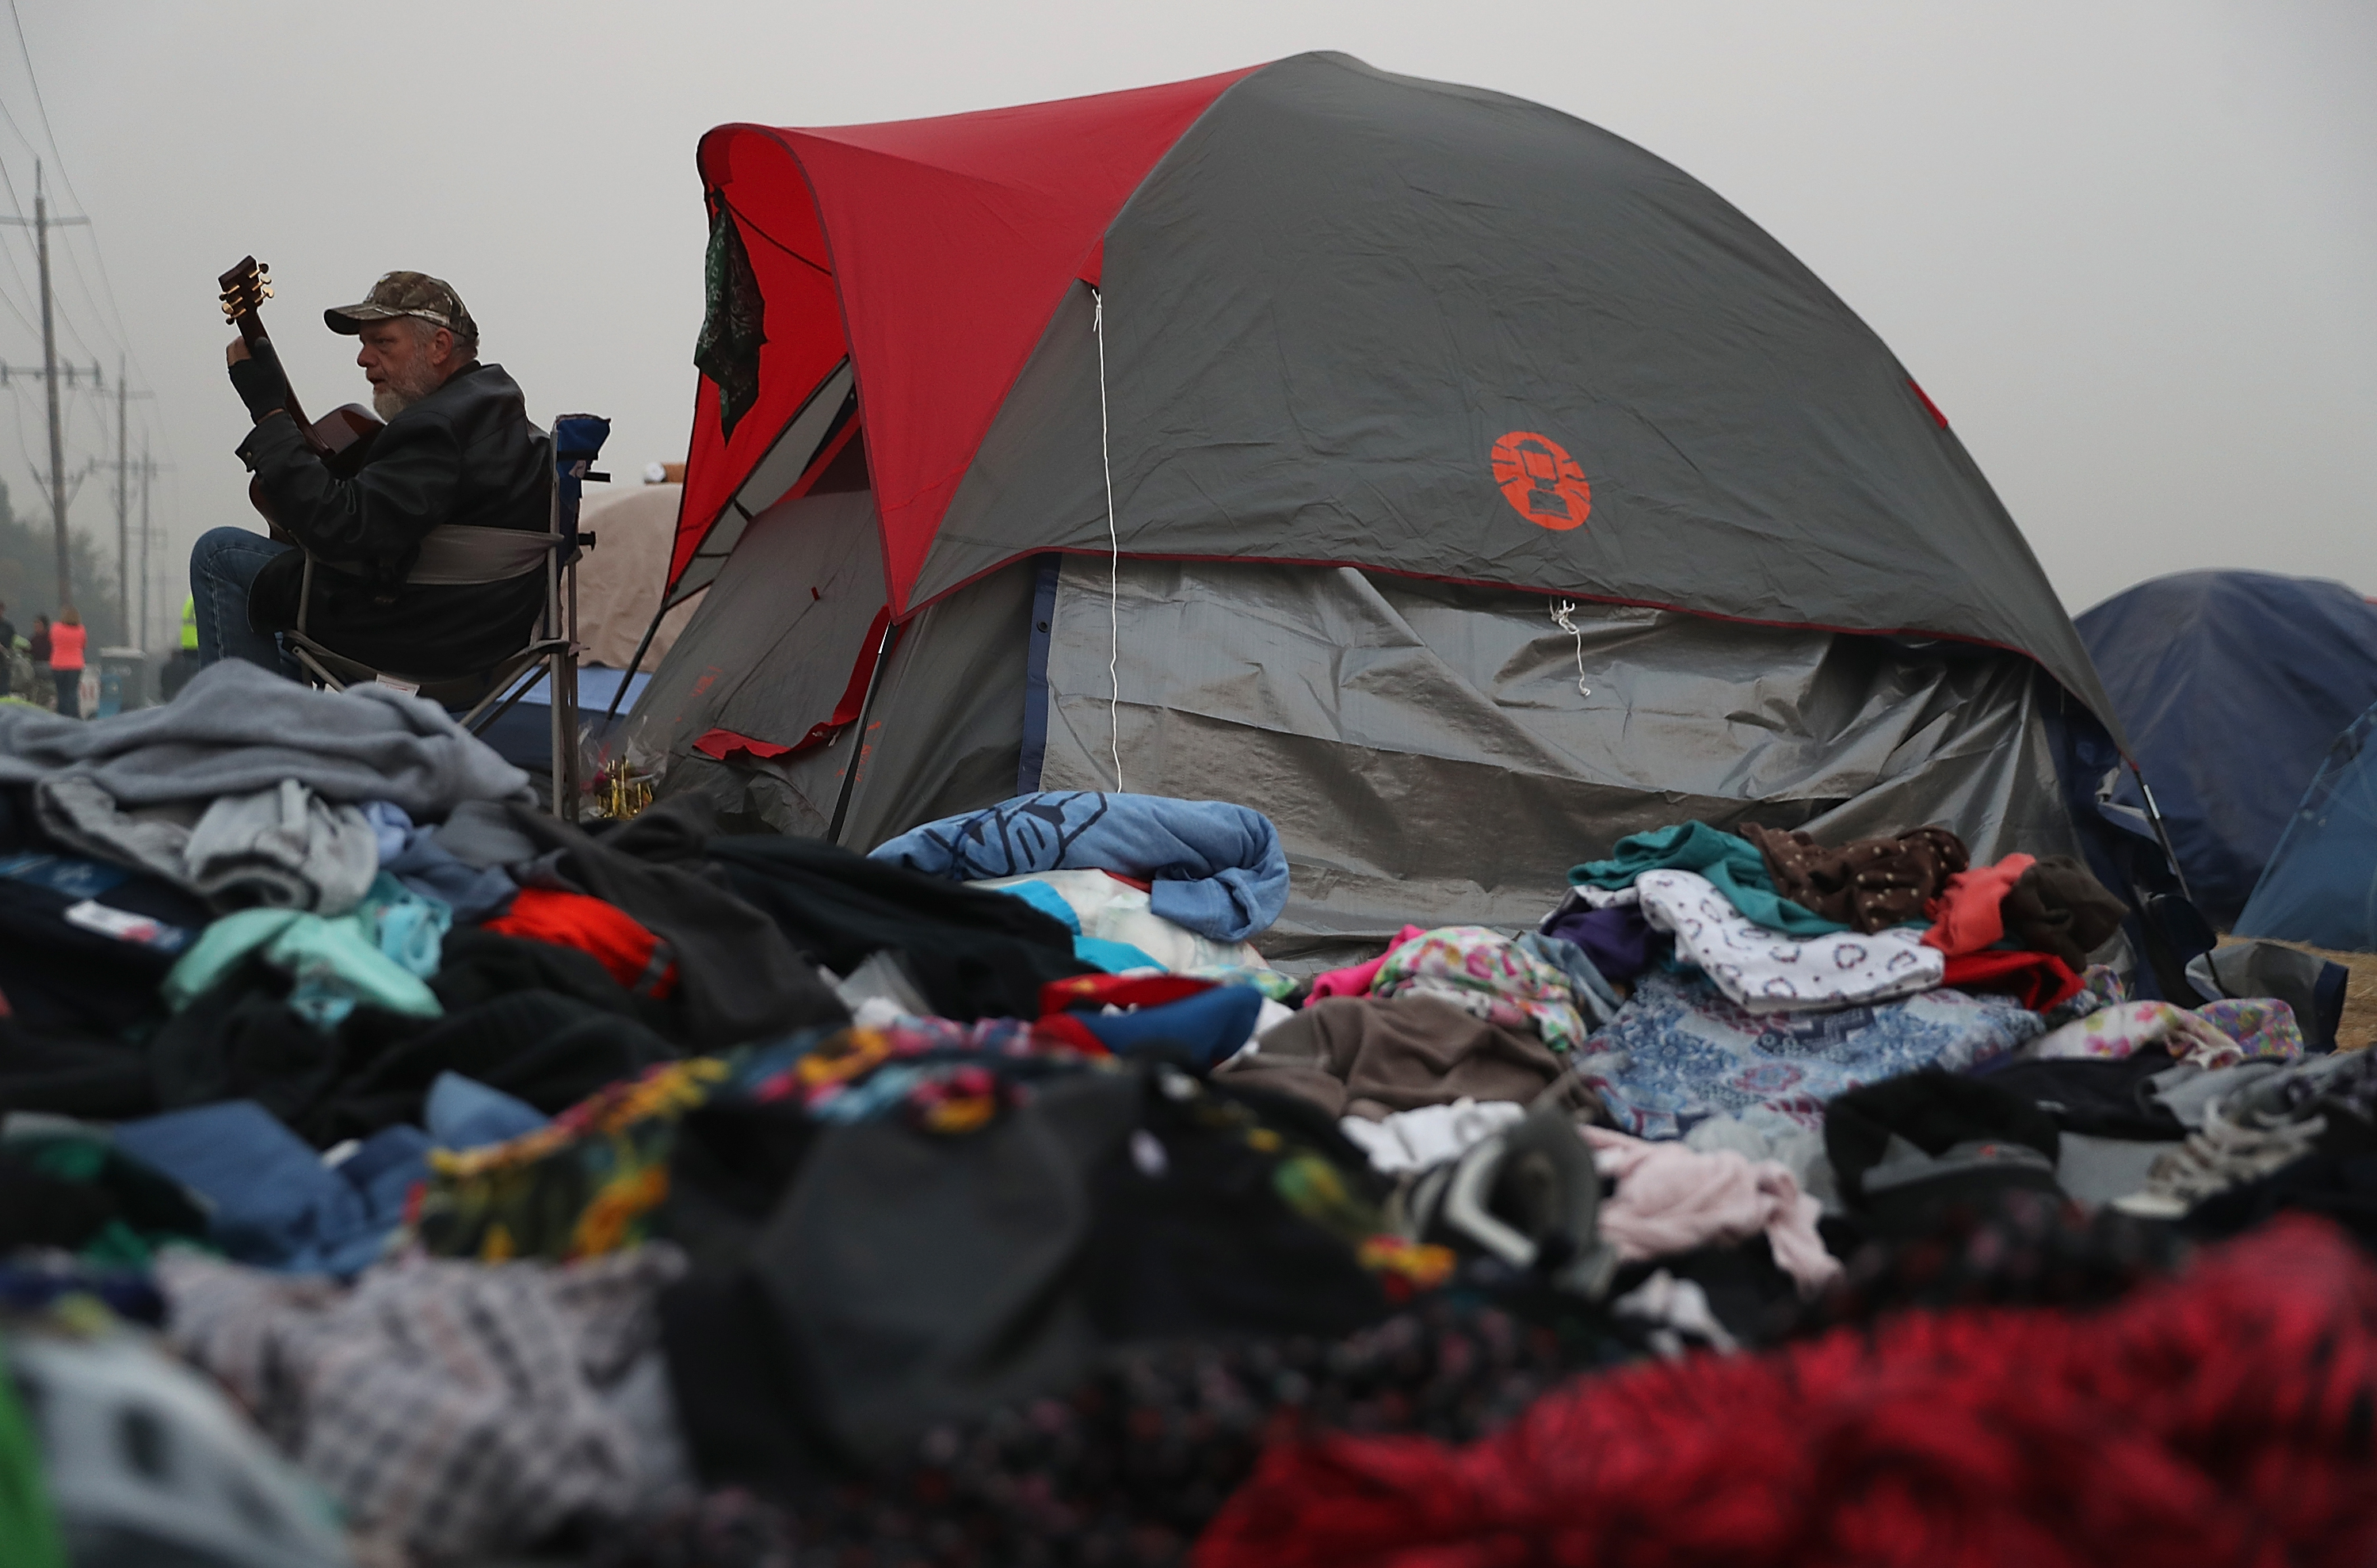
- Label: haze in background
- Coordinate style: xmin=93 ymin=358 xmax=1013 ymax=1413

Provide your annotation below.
xmin=2 ymin=0 xmax=2369 ymax=647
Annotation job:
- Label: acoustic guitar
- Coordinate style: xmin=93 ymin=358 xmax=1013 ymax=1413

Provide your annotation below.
xmin=217 ymin=257 xmax=383 ymax=540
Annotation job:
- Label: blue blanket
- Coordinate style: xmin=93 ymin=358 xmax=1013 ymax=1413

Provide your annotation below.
xmin=869 ymin=792 xmax=1288 ymax=944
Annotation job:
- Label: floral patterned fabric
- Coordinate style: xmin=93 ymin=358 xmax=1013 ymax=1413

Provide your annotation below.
xmin=1635 ymin=868 xmax=1944 ymax=1013
xmin=1185 ymin=963 xmax=1306 ymax=1003
xmin=2040 ymin=961 xmax=2127 ymax=1028
xmin=2019 ymin=998 xmax=2303 ymax=1069
xmin=1577 ymin=968 xmax=2044 ymax=1141
xmin=416 ymin=1017 xmax=1097 ymax=1262
xmin=1372 ymin=925 xmax=1587 ymax=1051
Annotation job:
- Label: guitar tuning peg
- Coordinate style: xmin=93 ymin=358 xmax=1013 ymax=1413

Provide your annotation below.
xmin=261 ymin=284 xmax=275 ymax=299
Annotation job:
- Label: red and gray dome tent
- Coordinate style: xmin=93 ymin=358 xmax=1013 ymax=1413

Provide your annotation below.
xmin=628 ymin=51 xmax=2140 ymax=956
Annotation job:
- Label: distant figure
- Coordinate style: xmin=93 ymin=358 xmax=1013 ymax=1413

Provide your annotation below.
xmin=0 ymin=600 xmax=13 ymax=699
xmin=27 ymin=613 xmax=51 ymax=710
xmin=159 ymin=593 xmax=201 ymax=702
xmin=49 ymin=606 xmax=86 ymax=719
xmin=191 ymin=270 xmax=549 ymax=684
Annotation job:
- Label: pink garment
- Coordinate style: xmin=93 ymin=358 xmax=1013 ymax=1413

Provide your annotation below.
xmin=1921 ymin=853 xmax=2036 ymax=955
xmin=1304 ymin=925 xmax=1425 ymax=1005
xmin=1580 ymin=1124 xmax=1842 ymax=1297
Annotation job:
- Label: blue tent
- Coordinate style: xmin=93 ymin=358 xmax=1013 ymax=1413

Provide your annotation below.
xmin=2076 ymin=570 xmax=2377 ymax=927
xmin=2236 ymin=700 xmax=2377 ymax=952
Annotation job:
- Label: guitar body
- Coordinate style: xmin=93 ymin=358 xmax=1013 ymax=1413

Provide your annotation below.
xmin=218 ymin=258 xmax=388 ymax=542
xmin=315 ymin=404 xmax=385 ymax=475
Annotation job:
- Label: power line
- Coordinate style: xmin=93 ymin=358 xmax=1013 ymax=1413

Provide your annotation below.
xmin=0 ymin=80 xmax=35 ymax=189
xmin=0 ymin=197 xmax=45 ymax=341
xmin=0 ymin=275 xmax=33 ymax=338
xmin=5 ymin=378 xmax=41 ymax=479
xmin=8 ymin=2 xmax=71 ymax=204
xmin=0 ymin=47 xmax=58 ymax=361
xmin=0 ymin=87 xmax=56 ymax=349
xmin=0 ymin=6 xmax=175 ymax=498
xmin=0 ymin=165 xmax=90 ymax=607
xmin=0 ymin=15 xmax=181 ymax=625
xmin=5 ymin=2 xmax=150 ymax=410
xmin=46 ymin=261 xmax=99 ymax=361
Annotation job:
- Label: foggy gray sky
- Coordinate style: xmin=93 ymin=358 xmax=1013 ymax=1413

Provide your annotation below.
xmin=4 ymin=0 xmax=2371 ymax=647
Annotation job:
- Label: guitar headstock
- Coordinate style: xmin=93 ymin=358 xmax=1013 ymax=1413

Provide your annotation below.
xmin=218 ymin=256 xmax=273 ymax=322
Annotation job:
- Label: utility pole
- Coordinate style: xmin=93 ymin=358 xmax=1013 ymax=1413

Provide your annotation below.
xmin=135 ymin=452 xmax=176 ymax=651
xmin=116 ymin=357 xmax=126 ymax=630
xmin=138 ymin=451 xmax=169 ymax=650
xmin=113 ymin=357 xmax=154 ymax=644
xmin=139 ymin=445 xmax=151 ymax=650
xmin=36 ymin=167 xmax=63 ymax=612
xmin=0 ymin=163 xmax=93 ymax=612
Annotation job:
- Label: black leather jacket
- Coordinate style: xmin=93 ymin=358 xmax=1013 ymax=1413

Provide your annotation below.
xmin=238 ymin=362 xmax=548 ymax=678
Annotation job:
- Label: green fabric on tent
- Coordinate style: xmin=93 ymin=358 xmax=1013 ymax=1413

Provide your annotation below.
xmin=0 ymin=1334 xmax=67 ymax=1568
xmin=694 ymin=190 xmax=768 ymax=441
xmin=1570 ymin=820 xmax=1845 ymax=938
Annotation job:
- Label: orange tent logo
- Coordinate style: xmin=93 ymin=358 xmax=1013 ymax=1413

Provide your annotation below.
xmin=1491 ymin=431 xmax=1591 ymax=531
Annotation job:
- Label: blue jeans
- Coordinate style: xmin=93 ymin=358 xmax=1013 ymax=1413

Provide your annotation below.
xmin=189 ymin=526 xmax=301 ymax=678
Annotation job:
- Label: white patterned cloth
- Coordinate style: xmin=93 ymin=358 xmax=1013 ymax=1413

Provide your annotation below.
xmin=1635 ymin=868 xmax=1943 ymax=1013
xmin=159 ymin=1245 xmax=686 ymax=1562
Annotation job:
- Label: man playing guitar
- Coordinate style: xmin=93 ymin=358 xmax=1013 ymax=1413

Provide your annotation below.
xmin=190 ymin=270 xmax=550 ymax=686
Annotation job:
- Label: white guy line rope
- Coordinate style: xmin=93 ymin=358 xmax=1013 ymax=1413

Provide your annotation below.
xmin=1551 ymin=599 xmax=1592 ymax=697
xmin=1093 ymin=288 xmax=1124 ymax=792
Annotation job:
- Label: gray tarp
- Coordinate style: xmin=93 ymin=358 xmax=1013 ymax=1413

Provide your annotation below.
xmin=655 ymin=553 xmax=1034 ymax=845
xmin=628 ymin=489 xmax=884 ymax=786
xmin=648 ymin=543 xmax=2086 ymax=961
xmin=1032 ymin=558 xmax=2081 ymax=959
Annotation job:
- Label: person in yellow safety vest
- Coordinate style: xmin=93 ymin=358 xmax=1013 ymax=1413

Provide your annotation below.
xmin=161 ymin=595 xmax=204 ymax=702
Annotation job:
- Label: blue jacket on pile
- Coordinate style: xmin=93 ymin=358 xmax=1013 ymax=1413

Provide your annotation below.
xmin=868 ymin=792 xmax=1289 ymax=944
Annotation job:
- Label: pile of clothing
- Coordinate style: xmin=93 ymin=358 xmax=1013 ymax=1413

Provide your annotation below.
xmin=0 ymin=671 xmax=2371 ymax=1566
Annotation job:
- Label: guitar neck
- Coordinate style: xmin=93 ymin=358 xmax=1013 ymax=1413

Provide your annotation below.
xmin=231 ymin=311 xmax=328 ymax=453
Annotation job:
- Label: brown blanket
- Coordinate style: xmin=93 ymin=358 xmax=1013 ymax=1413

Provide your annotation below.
xmin=1744 ymin=823 xmax=1969 ymax=933
xmin=1214 ymin=994 xmax=1561 ymax=1120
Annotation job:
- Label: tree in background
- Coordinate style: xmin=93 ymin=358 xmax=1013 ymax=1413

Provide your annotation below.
xmin=0 ymin=477 xmax=124 ymax=645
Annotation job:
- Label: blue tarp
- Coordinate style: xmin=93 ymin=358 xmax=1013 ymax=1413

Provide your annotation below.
xmin=2236 ymin=700 xmax=2377 ymax=952
xmin=2076 ymin=570 xmax=2377 ymax=928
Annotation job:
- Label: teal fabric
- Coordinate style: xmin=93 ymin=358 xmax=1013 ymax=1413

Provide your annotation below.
xmin=998 ymin=878 xmax=1084 ymax=933
xmin=1569 ymin=820 xmax=1845 ymax=938
xmin=165 ymin=906 xmax=443 ymax=1023
xmin=994 ymin=880 xmax=1163 ymax=973
xmin=357 ymin=871 xmax=452 ymax=978
xmin=1074 ymin=935 xmax=1166 ymax=974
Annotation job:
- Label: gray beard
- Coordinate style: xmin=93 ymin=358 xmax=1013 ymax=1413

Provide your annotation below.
xmin=372 ymin=364 xmax=446 ymax=420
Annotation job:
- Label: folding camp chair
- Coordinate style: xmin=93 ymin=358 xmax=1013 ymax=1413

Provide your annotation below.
xmin=283 ymin=414 xmax=612 ymax=818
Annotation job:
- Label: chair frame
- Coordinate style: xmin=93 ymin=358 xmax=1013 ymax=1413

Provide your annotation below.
xmin=283 ymin=432 xmax=586 ymax=816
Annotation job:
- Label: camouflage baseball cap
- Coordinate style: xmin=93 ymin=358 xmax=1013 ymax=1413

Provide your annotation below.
xmin=323 ymin=271 xmax=479 ymax=341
